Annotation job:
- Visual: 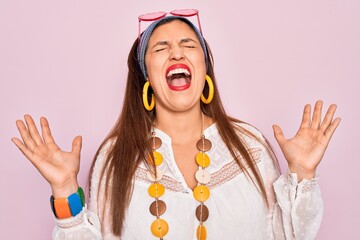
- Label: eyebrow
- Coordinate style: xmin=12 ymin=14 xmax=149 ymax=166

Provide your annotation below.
xmin=179 ymin=38 xmax=198 ymax=44
xmin=151 ymin=38 xmax=199 ymax=49
xmin=151 ymin=41 xmax=169 ymax=49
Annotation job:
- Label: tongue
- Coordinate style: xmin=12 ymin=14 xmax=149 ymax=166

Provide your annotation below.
xmin=168 ymin=77 xmax=188 ymax=87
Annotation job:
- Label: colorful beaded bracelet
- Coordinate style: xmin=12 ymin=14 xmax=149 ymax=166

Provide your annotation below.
xmin=50 ymin=187 xmax=85 ymax=219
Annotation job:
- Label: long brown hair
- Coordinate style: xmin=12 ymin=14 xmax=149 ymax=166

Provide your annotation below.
xmin=89 ymin=18 xmax=279 ymax=236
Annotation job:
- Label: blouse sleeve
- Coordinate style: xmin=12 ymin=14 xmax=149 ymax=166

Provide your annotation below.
xmin=271 ymin=172 xmax=323 ymax=240
xmin=259 ymin=135 xmax=323 ymax=240
xmin=51 ymin=141 xmax=116 ymax=240
xmin=239 ymin=123 xmax=323 ymax=240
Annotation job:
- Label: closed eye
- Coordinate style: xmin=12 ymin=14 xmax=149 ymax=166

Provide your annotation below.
xmin=155 ymin=48 xmax=166 ymax=52
xmin=180 ymin=38 xmax=198 ymax=48
xmin=152 ymin=40 xmax=169 ymax=52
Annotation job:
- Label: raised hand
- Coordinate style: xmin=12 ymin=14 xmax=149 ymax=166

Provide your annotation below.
xmin=272 ymin=101 xmax=341 ymax=181
xmin=12 ymin=115 xmax=81 ymax=197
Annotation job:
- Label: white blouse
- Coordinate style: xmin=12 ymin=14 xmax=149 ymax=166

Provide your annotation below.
xmin=52 ymin=123 xmax=323 ymax=240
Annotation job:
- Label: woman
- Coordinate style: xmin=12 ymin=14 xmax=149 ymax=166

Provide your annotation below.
xmin=12 ymin=11 xmax=340 ymax=240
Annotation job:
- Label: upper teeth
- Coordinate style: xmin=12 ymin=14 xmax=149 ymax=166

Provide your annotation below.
xmin=167 ymin=68 xmax=190 ymax=77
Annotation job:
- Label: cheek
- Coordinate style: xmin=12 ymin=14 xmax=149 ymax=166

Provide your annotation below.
xmin=189 ymin=51 xmax=206 ymax=71
xmin=145 ymin=54 xmax=166 ymax=77
xmin=144 ymin=56 xmax=154 ymax=76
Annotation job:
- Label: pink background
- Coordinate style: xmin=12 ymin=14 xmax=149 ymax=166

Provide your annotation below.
xmin=1 ymin=0 xmax=359 ymax=239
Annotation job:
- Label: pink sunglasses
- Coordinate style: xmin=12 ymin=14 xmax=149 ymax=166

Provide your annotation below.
xmin=138 ymin=9 xmax=203 ymax=40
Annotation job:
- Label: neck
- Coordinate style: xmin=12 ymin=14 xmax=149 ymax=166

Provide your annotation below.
xmin=154 ymin=106 xmax=205 ymax=145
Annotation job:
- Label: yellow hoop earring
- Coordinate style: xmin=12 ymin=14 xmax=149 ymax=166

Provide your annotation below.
xmin=143 ymin=81 xmax=155 ymax=111
xmin=201 ymin=75 xmax=214 ymax=104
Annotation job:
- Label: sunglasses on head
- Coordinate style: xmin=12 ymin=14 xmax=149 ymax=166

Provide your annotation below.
xmin=138 ymin=9 xmax=203 ymax=40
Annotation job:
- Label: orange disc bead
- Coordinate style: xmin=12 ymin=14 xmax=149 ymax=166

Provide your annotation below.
xmin=196 ymin=152 xmax=210 ymax=168
xmin=148 ymin=151 xmax=163 ymax=166
xmin=148 ymin=183 xmax=165 ymax=198
xmin=193 ymin=185 xmax=210 ymax=202
xmin=196 ymin=225 xmax=207 ymax=240
xmin=153 ymin=151 xmax=163 ymax=166
xmin=151 ymin=218 xmax=169 ymax=238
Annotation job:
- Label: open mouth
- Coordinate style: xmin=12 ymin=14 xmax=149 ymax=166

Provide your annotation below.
xmin=165 ymin=64 xmax=192 ymax=91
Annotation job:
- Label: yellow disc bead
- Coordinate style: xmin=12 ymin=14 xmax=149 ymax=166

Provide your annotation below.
xmin=153 ymin=151 xmax=163 ymax=166
xmin=196 ymin=152 xmax=210 ymax=168
xmin=196 ymin=225 xmax=207 ymax=240
xmin=151 ymin=218 xmax=169 ymax=238
xmin=148 ymin=183 xmax=165 ymax=198
xmin=148 ymin=151 xmax=163 ymax=166
xmin=193 ymin=185 xmax=210 ymax=202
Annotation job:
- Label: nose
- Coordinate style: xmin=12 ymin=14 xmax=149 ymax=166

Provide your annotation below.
xmin=169 ymin=46 xmax=184 ymax=61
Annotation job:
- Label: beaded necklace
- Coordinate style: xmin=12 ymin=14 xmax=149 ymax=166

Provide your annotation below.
xmin=146 ymin=119 xmax=212 ymax=240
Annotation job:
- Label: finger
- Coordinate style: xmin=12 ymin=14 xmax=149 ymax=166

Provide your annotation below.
xmin=311 ymin=100 xmax=323 ymax=129
xmin=320 ymin=104 xmax=337 ymax=132
xmin=300 ymin=104 xmax=311 ymax=129
xmin=71 ymin=136 xmax=82 ymax=157
xmin=40 ymin=117 xmax=55 ymax=144
xmin=324 ymin=117 xmax=341 ymax=140
xmin=16 ymin=119 xmax=36 ymax=151
xmin=11 ymin=137 xmax=36 ymax=163
xmin=273 ymin=125 xmax=286 ymax=147
xmin=24 ymin=115 xmax=44 ymax=145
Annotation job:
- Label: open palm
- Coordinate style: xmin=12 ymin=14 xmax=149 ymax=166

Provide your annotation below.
xmin=12 ymin=115 xmax=81 ymax=197
xmin=273 ymin=101 xmax=341 ymax=180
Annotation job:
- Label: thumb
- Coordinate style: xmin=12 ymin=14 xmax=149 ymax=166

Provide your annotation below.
xmin=71 ymin=135 xmax=82 ymax=156
xmin=272 ymin=125 xmax=286 ymax=147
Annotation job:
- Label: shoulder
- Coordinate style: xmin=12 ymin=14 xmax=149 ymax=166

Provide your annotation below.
xmin=98 ymin=138 xmax=115 ymax=158
xmin=235 ymin=121 xmax=278 ymax=164
xmin=90 ymin=138 xmax=117 ymax=193
xmin=229 ymin=121 xmax=275 ymax=155
xmin=234 ymin=121 xmax=266 ymax=143
xmin=93 ymin=138 xmax=116 ymax=172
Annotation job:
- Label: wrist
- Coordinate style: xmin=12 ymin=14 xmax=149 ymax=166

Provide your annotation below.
xmin=51 ymin=178 xmax=79 ymax=198
xmin=288 ymin=164 xmax=316 ymax=182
